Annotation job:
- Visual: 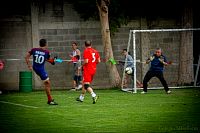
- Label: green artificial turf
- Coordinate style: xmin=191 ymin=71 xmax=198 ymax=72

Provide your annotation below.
xmin=0 ymin=88 xmax=199 ymax=133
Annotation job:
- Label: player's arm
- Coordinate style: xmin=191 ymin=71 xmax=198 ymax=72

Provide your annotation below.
xmin=25 ymin=52 xmax=32 ymax=70
xmin=46 ymin=58 xmax=55 ymax=65
xmin=46 ymin=54 xmax=56 ymax=65
xmin=82 ymin=50 xmax=89 ymax=66
xmin=96 ymin=55 xmax=100 ymax=64
xmin=95 ymin=51 xmax=100 ymax=64
xmin=97 ymin=57 xmax=100 ymax=64
xmin=76 ymin=49 xmax=81 ymax=56
xmin=159 ymin=56 xmax=170 ymax=66
xmin=82 ymin=59 xmax=88 ymax=66
xmin=146 ymin=55 xmax=154 ymax=64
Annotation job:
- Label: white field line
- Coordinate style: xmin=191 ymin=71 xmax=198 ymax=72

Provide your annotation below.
xmin=0 ymin=101 xmax=38 ymax=109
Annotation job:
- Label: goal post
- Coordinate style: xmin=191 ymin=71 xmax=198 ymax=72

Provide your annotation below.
xmin=121 ymin=28 xmax=200 ymax=93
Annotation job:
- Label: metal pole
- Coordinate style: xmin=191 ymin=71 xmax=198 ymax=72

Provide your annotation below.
xmin=194 ymin=55 xmax=200 ymax=86
xmin=131 ymin=28 xmax=200 ymax=33
xmin=133 ymin=31 xmax=137 ymax=93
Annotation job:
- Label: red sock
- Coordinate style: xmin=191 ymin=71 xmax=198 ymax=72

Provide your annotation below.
xmin=47 ymin=95 xmax=52 ymax=102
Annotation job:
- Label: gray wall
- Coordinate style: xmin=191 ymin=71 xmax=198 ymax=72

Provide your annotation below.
xmin=0 ymin=19 xmax=32 ymax=90
xmin=0 ymin=1 xmax=193 ymax=90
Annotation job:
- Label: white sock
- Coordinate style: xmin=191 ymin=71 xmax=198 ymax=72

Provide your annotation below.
xmin=91 ymin=92 xmax=96 ymax=98
xmin=79 ymin=94 xmax=84 ymax=101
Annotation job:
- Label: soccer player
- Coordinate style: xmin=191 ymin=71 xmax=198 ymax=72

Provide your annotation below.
xmin=141 ymin=48 xmax=171 ymax=94
xmin=69 ymin=42 xmax=81 ymax=90
xmin=73 ymin=55 xmax=82 ymax=90
xmin=121 ymin=49 xmax=143 ymax=88
xmin=76 ymin=40 xmax=100 ymax=104
xmin=25 ymin=39 xmax=58 ymax=105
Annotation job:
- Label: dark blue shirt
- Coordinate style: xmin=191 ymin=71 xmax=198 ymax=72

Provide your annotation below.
xmin=29 ymin=48 xmax=50 ymax=70
xmin=149 ymin=54 xmax=167 ymax=72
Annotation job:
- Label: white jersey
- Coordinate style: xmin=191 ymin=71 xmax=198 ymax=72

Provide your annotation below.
xmin=72 ymin=49 xmax=81 ymax=63
xmin=72 ymin=50 xmax=77 ymax=57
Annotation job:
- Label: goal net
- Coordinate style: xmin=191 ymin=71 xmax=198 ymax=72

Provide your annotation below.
xmin=121 ymin=28 xmax=200 ymax=93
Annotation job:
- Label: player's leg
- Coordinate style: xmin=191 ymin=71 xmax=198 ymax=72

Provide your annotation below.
xmin=77 ymin=76 xmax=82 ymax=90
xmin=71 ymin=63 xmax=76 ymax=90
xmin=44 ymin=79 xmax=52 ymax=102
xmin=136 ymin=80 xmax=143 ymax=88
xmin=71 ymin=76 xmax=76 ymax=90
xmin=123 ymin=74 xmax=129 ymax=88
xmin=85 ymin=74 xmax=98 ymax=104
xmin=84 ymin=82 xmax=98 ymax=104
xmin=156 ymin=72 xmax=171 ymax=94
xmin=73 ymin=75 xmax=78 ymax=90
xmin=130 ymin=71 xmax=143 ymax=88
xmin=43 ymin=79 xmax=58 ymax=105
xmin=77 ymin=72 xmax=98 ymax=104
xmin=34 ymin=68 xmax=58 ymax=105
xmin=142 ymin=71 xmax=154 ymax=93
xmin=76 ymin=75 xmax=86 ymax=102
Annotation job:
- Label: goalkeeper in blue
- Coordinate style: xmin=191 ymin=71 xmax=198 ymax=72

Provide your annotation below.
xmin=141 ymin=48 xmax=172 ymax=94
xmin=25 ymin=39 xmax=58 ymax=105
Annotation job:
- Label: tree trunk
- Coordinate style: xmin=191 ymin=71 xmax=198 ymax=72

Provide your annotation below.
xmin=97 ymin=0 xmax=121 ymax=87
xmin=178 ymin=7 xmax=194 ymax=85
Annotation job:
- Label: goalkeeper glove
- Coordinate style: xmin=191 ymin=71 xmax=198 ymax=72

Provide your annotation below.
xmin=149 ymin=56 xmax=154 ymax=61
xmin=146 ymin=56 xmax=154 ymax=64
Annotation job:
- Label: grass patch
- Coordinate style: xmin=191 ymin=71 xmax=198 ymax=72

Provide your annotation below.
xmin=0 ymin=88 xmax=200 ymax=133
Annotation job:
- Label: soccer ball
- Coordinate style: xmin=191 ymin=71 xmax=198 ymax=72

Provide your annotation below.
xmin=125 ymin=67 xmax=133 ymax=75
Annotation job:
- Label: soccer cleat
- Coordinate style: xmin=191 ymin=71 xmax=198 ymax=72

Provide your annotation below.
xmin=141 ymin=91 xmax=147 ymax=94
xmin=76 ymin=97 xmax=83 ymax=102
xmin=92 ymin=96 xmax=99 ymax=104
xmin=166 ymin=90 xmax=172 ymax=94
xmin=47 ymin=99 xmax=58 ymax=105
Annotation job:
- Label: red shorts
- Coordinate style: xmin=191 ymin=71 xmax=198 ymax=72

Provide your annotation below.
xmin=83 ymin=71 xmax=95 ymax=83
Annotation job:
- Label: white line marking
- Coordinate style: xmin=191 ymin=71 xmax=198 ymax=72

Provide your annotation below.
xmin=0 ymin=101 xmax=38 ymax=109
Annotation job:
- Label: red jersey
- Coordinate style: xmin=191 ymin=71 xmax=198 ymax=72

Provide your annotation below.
xmin=83 ymin=47 xmax=100 ymax=74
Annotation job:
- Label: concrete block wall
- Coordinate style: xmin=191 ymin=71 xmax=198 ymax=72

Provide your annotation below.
xmin=0 ymin=21 xmax=32 ymax=90
xmin=0 ymin=1 xmax=191 ymax=90
xmin=37 ymin=1 xmax=110 ymax=89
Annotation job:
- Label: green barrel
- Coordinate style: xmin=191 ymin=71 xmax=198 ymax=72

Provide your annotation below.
xmin=19 ymin=71 xmax=33 ymax=92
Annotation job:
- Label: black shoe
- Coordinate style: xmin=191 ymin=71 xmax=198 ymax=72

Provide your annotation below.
xmin=47 ymin=99 xmax=58 ymax=105
xmin=76 ymin=97 xmax=83 ymax=102
xmin=92 ymin=96 xmax=99 ymax=104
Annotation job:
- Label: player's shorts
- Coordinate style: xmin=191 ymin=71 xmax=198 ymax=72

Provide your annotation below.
xmin=33 ymin=67 xmax=49 ymax=81
xmin=74 ymin=75 xmax=82 ymax=82
xmin=83 ymin=71 xmax=95 ymax=83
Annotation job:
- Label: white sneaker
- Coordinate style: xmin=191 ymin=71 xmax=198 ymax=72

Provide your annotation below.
xmin=70 ymin=88 xmax=76 ymax=91
xmin=167 ymin=90 xmax=171 ymax=94
xmin=77 ymin=85 xmax=82 ymax=90
xmin=141 ymin=91 xmax=147 ymax=94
